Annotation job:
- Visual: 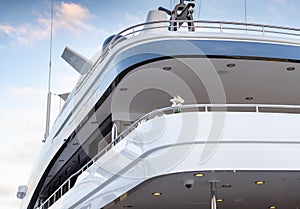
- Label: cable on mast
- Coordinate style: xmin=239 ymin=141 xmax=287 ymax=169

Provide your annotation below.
xmin=44 ymin=0 xmax=54 ymax=142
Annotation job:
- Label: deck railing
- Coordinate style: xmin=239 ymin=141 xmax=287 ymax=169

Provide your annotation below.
xmin=110 ymin=19 xmax=300 ymax=45
xmin=38 ymin=103 xmax=300 ymax=209
xmin=102 ymin=20 xmax=300 ymax=59
xmin=75 ymin=20 xmax=300 ymax=92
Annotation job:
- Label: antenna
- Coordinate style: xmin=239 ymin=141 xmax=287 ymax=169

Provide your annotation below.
xmin=244 ymin=0 xmax=248 ymax=33
xmin=44 ymin=0 xmax=54 ymax=142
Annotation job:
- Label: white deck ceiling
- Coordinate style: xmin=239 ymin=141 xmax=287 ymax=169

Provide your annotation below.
xmin=113 ymin=57 xmax=300 ymax=119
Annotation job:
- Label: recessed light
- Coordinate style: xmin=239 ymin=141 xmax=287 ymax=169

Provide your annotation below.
xmin=227 ymin=63 xmax=236 ymax=68
xmin=255 ymin=181 xmax=265 ymax=185
xmin=245 ymin=97 xmax=253 ymax=101
xmin=287 ymin=67 xmax=295 ymax=71
xmin=163 ymin=66 xmax=172 ymax=71
xmin=269 ymin=206 xmax=276 ymax=209
xmin=194 ymin=173 xmax=205 ymax=177
xmin=221 ymin=184 xmax=232 ymax=188
xmin=152 ymin=192 xmax=162 ymax=196
xmin=120 ymin=87 xmax=128 ymax=91
xmin=217 ymin=198 xmax=224 ymax=202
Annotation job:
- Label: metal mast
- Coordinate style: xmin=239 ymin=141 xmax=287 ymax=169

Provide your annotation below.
xmin=44 ymin=0 xmax=54 ymax=141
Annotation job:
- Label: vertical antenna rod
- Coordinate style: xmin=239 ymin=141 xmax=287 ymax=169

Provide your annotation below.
xmin=244 ymin=0 xmax=247 ymax=33
xmin=44 ymin=0 xmax=54 ymax=141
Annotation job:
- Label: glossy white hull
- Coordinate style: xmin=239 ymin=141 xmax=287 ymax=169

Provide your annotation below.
xmin=48 ymin=111 xmax=300 ymax=208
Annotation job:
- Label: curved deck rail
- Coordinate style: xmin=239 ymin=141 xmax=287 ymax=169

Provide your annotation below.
xmin=75 ymin=20 xmax=300 ymax=93
xmin=39 ymin=103 xmax=300 ymax=209
xmin=106 ymin=19 xmax=300 ymax=53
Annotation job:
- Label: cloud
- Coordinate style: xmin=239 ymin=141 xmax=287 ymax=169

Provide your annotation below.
xmin=0 ymin=86 xmax=47 ymax=163
xmin=0 ymin=21 xmax=48 ymax=46
xmin=0 ymin=2 xmax=97 ymax=46
xmin=54 ymin=2 xmax=95 ymax=34
xmin=117 ymin=13 xmax=144 ymax=30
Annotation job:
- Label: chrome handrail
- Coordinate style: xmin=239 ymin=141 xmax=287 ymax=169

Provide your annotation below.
xmin=39 ymin=103 xmax=300 ymax=209
xmin=101 ymin=20 xmax=300 ymax=64
xmin=103 ymin=20 xmax=300 ymax=62
xmin=116 ymin=103 xmax=300 ymax=142
xmin=75 ymin=20 xmax=300 ymax=93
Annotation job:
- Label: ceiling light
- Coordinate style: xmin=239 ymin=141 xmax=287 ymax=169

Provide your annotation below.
xmin=269 ymin=206 xmax=276 ymax=209
xmin=217 ymin=199 xmax=224 ymax=202
xmin=194 ymin=173 xmax=205 ymax=177
xmin=245 ymin=97 xmax=253 ymax=101
xmin=120 ymin=87 xmax=128 ymax=91
xmin=226 ymin=63 xmax=235 ymax=68
xmin=221 ymin=184 xmax=232 ymax=188
xmin=152 ymin=192 xmax=162 ymax=196
xmin=287 ymin=67 xmax=295 ymax=71
xmin=163 ymin=66 xmax=172 ymax=71
xmin=255 ymin=181 xmax=265 ymax=185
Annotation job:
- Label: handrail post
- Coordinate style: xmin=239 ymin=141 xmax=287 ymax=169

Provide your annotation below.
xmin=262 ymin=25 xmax=265 ymax=36
xmin=220 ymin=22 xmax=223 ymax=32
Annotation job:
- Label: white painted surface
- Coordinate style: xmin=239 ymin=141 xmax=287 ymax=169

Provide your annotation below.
xmin=51 ymin=112 xmax=300 ymax=209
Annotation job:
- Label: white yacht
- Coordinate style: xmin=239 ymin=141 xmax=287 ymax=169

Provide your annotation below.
xmin=18 ymin=1 xmax=300 ymax=209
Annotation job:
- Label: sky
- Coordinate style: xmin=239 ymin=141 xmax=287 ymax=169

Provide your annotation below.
xmin=0 ymin=0 xmax=299 ymax=208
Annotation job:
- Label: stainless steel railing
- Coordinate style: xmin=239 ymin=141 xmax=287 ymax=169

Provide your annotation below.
xmin=38 ymin=103 xmax=300 ymax=209
xmin=75 ymin=20 xmax=300 ymax=93
xmin=102 ymin=20 xmax=300 ymax=60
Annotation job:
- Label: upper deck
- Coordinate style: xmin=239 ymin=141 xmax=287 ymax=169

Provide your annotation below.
xmin=22 ymin=15 xmax=300 ymax=209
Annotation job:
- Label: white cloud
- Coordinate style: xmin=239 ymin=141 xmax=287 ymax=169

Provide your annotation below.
xmin=117 ymin=13 xmax=144 ymax=30
xmin=0 ymin=2 xmax=98 ymax=46
xmin=0 ymin=86 xmax=46 ymax=209
xmin=54 ymin=2 xmax=95 ymax=34
xmin=1 ymin=87 xmax=45 ymax=161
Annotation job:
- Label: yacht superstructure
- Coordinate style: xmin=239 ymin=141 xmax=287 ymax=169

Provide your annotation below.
xmin=18 ymin=1 xmax=300 ymax=209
